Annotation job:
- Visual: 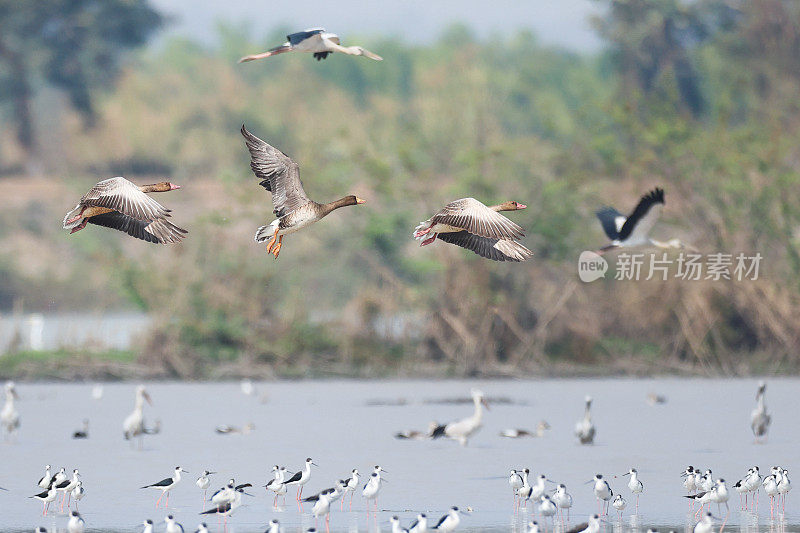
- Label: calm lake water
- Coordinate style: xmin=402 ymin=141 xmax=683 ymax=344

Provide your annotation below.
xmin=1 ymin=379 xmax=797 ymax=532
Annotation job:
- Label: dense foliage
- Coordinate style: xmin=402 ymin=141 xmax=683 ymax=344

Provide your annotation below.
xmin=1 ymin=1 xmax=799 ymax=377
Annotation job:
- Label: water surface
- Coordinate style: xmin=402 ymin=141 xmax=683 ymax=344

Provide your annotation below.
xmin=1 ymin=379 xmax=797 ymax=532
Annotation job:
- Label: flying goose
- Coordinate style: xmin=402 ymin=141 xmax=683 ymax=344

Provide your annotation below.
xmin=63 ymin=177 xmax=187 ymax=244
xmin=241 ymin=125 xmax=366 ymax=258
xmin=414 ymin=198 xmax=532 ymax=262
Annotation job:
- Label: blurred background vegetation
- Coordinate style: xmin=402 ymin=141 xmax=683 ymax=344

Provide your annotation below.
xmin=1 ymin=0 xmax=799 ymax=379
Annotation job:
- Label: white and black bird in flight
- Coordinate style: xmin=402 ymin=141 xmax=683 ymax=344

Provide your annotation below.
xmin=239 ymin=29 xmax=383 ymax=63
xmin=596 ymin=187 xmax=692 ymax=253
xmin=141 ymin=466 xmax=188 ymax=508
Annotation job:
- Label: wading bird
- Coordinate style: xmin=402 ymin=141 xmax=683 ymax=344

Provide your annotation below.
xmin=395 ymin=421 xmax=440 ymax=440
xmin=67 ymin=510 xmax=85 ymax=533
xmin=623 ymin=468 xmax=643 ymax=512
xmin=433 ymin=507 xmax=462 ymax=532
xmin=238 ymin=29 xmax=382 ymax=63
xmin=500 ymin=421 xmax=551 ymax=439
xmin=196 ymin=470 xmax=215 ymax=507
xmin=285 ymin=458 xmax=317 ymax=500
xmin=72 ymin=419 xmax=89 ymax=439
xmin=123 ymin=385 xmax=153 ymax=446
xmin=751 ymin=381 xmax=771 ymax=442
xmin=1 ymin=381 xmax=19 ymax=440
xmin=575 ymin=396 xmax=595 ymax=445
xmin=141 ymin=466 xmax=187 ymax=508
xmin=595 ymin=188 xmax=691 ymax=253
xmin=431 ymin=389 xmax=489 ymax=446
xmin=63 ymin=177 xmax=187 ymax=243
xmin=241 ymin=125 xmax=366 ymax=258
xmin=30 ymin=480 xmax=58 ymax=516
xmin=414 ymin=199 xmax=532 ymax=261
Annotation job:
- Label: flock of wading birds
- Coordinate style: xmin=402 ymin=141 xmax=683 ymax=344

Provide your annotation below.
xmin=0 ymin=378 xmax=783 ymax=533
xmin=60 ymin=30 xmax=693 ymax=261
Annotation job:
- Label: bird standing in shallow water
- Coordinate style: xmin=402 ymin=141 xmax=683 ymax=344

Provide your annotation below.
xmin=1 ymin=381 xmax=20 ymax=440
xmin=431 ymin=389 xmax=489 ymax=446
xmin=612 ymin=494 xmax=626 ymax=518
xmin=575 ymin=396 xmax=595 ymax=445
xmin=141 ymin=466 xmax=187 ymax=508
xmin=751 ymin=381 xmax=771 ymax=442
xmin=196 ymin=470 xmax=215 ymax=508
xmin=623 ymin=468 xmax=643 ymax=513
xmin=433 ymin=507 xmax=462 ymax=532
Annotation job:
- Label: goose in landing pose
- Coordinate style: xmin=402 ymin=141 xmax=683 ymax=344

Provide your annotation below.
xmin=751 ymin=381 xmax=771 ymax=442
xmin=431 ymin=389 xmax=489 ymax=446
xmin=414 ymin=198 xmax=532 ymax=262
xmin=238 ymin=29 xmax=382 ymax=63
xmin=63 ymin=177 xmax=187 ymax=244
xmin=241 ymin=125 xmax=366 ymax=258
xmin=596 ymin=187 xmax=691 ymax=253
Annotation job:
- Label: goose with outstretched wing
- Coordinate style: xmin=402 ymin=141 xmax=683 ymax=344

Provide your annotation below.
xmin=414 ymin=198 xmax=532 ymax=262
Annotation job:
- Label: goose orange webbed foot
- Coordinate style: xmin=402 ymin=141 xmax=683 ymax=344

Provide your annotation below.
xmin=272 ymin=236 xmax=283 ymax=258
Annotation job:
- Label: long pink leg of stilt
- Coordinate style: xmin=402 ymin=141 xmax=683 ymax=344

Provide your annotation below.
xmin=166 ymin=491 xmax=170 ymax=508
xmin=155 ymin=491 xmax=164 ymax=508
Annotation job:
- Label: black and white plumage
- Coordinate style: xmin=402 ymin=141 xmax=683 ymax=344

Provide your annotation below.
xmin=751 ymin=381 xmax=771 ymax=440
xmin=200 ymin=488 xmax=243 ymax=518
xmin=409 ymin=513 xmax=428 ymax=533
xmin=596 ymin=187 xmax=690 ymax=252
xmin=37 ymin=465 xmax=53 ymax=489
xmin=430 ymin=389 xmax=489 ymax=446
xmin=433 ymin=507 xmax=462 ymax=532
xmin=30 ymin=480 xmax=58 ymax=516
xmin=141 ymin=519 xmax=155 ymax=533
xmin=238 ymin=29 xmax=383 ymax=63
xmin=264 ymin=519 xmax=282 ymax=533
xmin=72 ymin=419 xmax=89 ymax=439
xmin=67 ymin=510 xmax=85 ymax=533
xmin=141 ymin=466 xmax=188 ymax=508
xmin=164 ymin=515 xmax=184 ymax=533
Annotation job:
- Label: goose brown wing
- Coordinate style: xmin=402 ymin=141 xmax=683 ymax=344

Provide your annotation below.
xmin=79 ymin=177 xmax=172 ymax=221
xmin=89 ymin=212 xmax=187 ymax=244
xmin=241 ymin=125 xmax=310 ymax=217
xmin=430 ymin=198 xmax=524 ymax=240
xmin=436 ymin=231 xmax=532 ymax=262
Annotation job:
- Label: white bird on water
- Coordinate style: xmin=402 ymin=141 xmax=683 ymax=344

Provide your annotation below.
xmin=623 ymin=468 xmax=643 ymax=512
xmin=588 ymin=475 xmax=612 ymax=516
xmin=575 ymin=396 xmax=595 ymax=445
xmin=30 ymin=480 xmax=58 ymax=516
xmin=123 ymin=385 xmax=153 ymax=446
xmin=612 ymin=494 xmax=626 ymax=517
xmin=37 ymin=465 xmax=53 ymax=489
xmin=409 ymin=513 xmax=428 ymax=533
xmin=265 ymin=519 xmax=282 ymax=533
xmin=141 ymin=466 xmax=187 ymax=508
xmin=538 ymin=495 xmax=558 ymax=523
xmin=553 ymin=484 xmax=573 ymax=521
xmin=67 ymin=510 xmax=85 ymax=533
xmin=71 ymin=481 xmax=85 ymax=510
xmin=362 ymin=472 xmax=383 ymax=512
xmin=141 ymin=519 xmax=154 ymax=533
xmin=432 ymin=389 xmax=489 ymax=446
xmin=693 ymin=512 xmax=715 ymax=533
xmin=509 ymin=469 xmax=523 ymax=505
xmin=433 ymin=507 xmax=462 ymax=532
xmin=342 ymin=468 xmax=360 ymax=510
xmin=165 ymin=515 xmax=184 ymax=533
xmin=1 ymin=381 xmax=20 ymax=440
xmin=751 ymin=381 xmax=771 ymax=442
xmin=238 ymin=29 xmax=383 ymax=63
xmin=196 ymin=470 xmax=215 ymax=506
xmin=566 ymin=514 xmax=601 ymax=533
xmin=284 ymin=457 xmax=317 ymax=500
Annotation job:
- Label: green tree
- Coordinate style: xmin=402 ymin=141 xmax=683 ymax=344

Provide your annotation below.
xmin=0 ymin=0 xmax=162 ymax=172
